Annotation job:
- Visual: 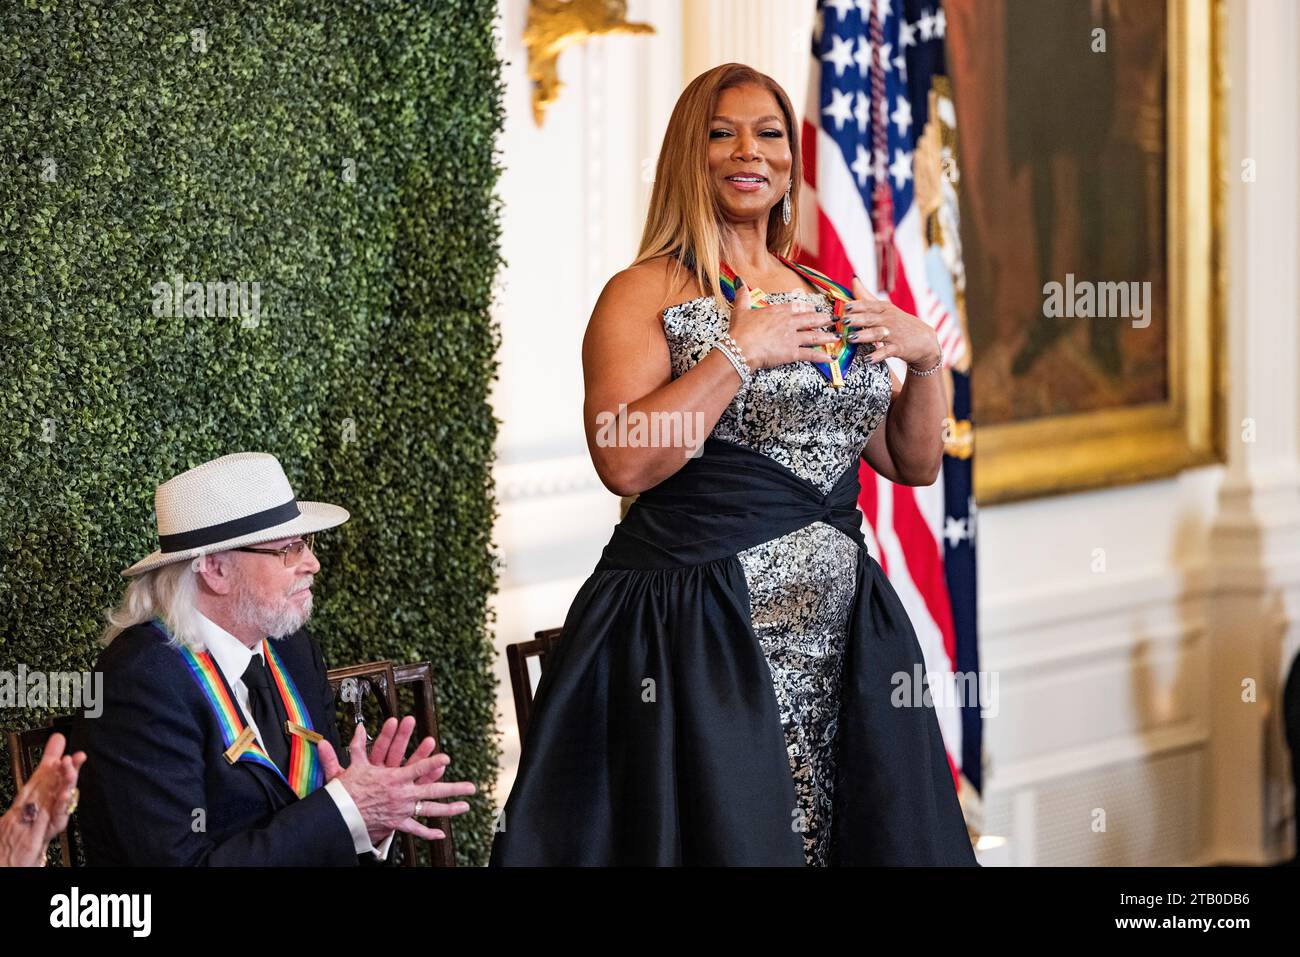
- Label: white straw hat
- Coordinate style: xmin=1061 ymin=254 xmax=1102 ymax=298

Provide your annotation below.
xmin=122 ymin=452 xmax=350 ymax=577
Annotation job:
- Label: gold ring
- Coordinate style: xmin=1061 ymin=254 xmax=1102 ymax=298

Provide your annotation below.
xmin=64 ymin=788 xmax=79 ymax=817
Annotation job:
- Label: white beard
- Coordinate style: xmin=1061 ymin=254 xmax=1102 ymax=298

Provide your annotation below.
xmin=232 ymin=577 xmax=313 ymax=640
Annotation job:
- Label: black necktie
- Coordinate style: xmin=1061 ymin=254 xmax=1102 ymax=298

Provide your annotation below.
xmin=242 ymin=653 xmax=290 ymax=775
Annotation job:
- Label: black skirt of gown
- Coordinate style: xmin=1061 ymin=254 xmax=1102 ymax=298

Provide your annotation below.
xmin=489 ymin=435 xmax=978 ymax=866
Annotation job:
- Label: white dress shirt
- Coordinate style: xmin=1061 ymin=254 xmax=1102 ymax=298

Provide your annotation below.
xmin=193 ymin=612 xmax=395 ymax=861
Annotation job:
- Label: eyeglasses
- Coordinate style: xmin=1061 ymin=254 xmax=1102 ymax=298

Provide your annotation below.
xmin=234 ymin=533 xmax=316 ymax=567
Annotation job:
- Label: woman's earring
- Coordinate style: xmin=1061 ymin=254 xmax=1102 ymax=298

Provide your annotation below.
xmin=782 ymin=181 xmax=792 ymax=225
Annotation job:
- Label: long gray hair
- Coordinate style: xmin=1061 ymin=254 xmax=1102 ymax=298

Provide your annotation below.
xmin=101 ymin=560 xmax=205 ymax=650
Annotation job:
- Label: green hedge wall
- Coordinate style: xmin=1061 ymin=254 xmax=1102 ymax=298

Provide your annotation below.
xmin=0 ymin=0 xmax=505 ymax=865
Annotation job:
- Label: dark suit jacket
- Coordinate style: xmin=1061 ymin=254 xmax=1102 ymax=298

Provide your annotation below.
xmin=75 ymin=620 xmax=376 ymax=866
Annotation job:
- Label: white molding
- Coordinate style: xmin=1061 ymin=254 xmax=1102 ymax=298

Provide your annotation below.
xmin=494 ymin=454 xmax=606 ymax=503
xmin=981 ymin=550 xmax=1300 ymax=639
xmin=985 ymin=721 xmax=1209 ymax=794
xmin=981 ymin=562 xmax=1214 ymax=637
xmin=988 ymin=619 xmax=1207 ymax=676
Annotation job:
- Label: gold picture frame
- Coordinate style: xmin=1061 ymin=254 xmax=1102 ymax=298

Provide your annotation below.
xmin=972 ymin=0 xmax=1225 ymax=504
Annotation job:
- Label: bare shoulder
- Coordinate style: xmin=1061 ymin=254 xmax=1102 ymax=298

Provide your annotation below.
xmin=584 ymin=259 xmax=685 ymax=389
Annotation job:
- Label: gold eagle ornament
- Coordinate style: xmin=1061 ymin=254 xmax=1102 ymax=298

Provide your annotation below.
xmin=525 ymin=0 xmax=655 ymax=126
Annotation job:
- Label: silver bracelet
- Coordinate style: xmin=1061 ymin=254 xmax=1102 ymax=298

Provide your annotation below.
xmin=718 ymin=330 xmax=749 ymax=370
xmin=906 ymin=355 xmax=943 ymax=377
xmin=712 ymin=339 xmax=751 ymax=386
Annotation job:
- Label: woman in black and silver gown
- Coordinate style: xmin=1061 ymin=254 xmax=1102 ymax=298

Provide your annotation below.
xmin=490 ymin=64 xmax=977 ymax=867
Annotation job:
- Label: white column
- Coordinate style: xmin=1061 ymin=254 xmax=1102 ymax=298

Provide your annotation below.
xmin=1205 ymin=0 xmax=1300 ymax=864
xmin=681 ymin=0 xmax=814 ymax=113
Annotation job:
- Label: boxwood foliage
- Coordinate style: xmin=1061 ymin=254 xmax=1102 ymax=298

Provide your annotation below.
xmin=0 ymin=1 xmax=505 ymax=865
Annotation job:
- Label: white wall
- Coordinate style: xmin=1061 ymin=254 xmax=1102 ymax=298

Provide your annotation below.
xmin=487 ymin=0 xmax=682 ymax=803
xmin=486 ymin=0 xmax=1300 ymax=865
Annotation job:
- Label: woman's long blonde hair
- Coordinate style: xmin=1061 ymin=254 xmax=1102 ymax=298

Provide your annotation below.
xmin=632 ymin=63 xmax=802 ymax=314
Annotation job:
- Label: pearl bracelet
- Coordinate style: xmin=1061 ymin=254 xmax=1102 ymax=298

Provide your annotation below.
xmin=906 ymin=355 xmax=943 ymax=377
xmin=712 ymin=338 xmax=751 ymax=386
xmin=718 ymin=330 xmax=749 ymax=369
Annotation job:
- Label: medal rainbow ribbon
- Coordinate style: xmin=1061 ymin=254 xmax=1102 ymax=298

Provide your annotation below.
xmin=153 ymin=618 xmax=324 ymax=798
xmin=718 ymin=253 xmax=855 ymax=387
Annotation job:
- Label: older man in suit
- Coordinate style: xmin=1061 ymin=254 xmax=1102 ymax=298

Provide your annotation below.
xmin=75 ymin=452 xmax=475 ymax=866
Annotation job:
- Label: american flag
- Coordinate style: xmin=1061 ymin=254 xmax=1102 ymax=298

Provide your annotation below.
xmin=798 ymin=0 xmax=982 ymax=818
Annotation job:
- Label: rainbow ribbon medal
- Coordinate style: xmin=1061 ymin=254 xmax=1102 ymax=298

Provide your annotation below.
xmin=718 ymin=255 xmax=855 ymax=388
xmin=155 ymin=619 xmax=324 ymax=798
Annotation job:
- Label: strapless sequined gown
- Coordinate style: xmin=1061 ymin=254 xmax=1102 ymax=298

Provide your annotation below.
xmin=661 ymin=289 xmax=892 ymax=866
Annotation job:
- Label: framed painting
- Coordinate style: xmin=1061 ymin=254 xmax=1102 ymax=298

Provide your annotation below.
xmin=944 ymin=0 xmax=1224 ymax=503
